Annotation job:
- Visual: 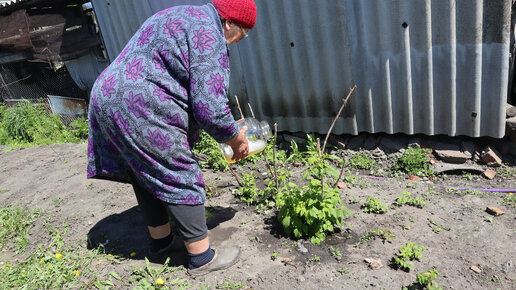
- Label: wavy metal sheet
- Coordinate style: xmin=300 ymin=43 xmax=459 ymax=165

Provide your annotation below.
xmin=91 ymin=0 xmax=511 ymax=138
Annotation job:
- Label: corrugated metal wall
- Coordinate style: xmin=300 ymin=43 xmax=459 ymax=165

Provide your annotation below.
xmin=91 ymin=0 xmax=511 ymax=138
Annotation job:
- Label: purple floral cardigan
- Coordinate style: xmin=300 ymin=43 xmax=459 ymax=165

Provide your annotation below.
xmin=87 ymin=4 xmax=238 ymax=205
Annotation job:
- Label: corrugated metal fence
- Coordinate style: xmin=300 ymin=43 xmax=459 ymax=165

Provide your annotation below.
xmin=91 ymin=0 xmax=511 ymax=138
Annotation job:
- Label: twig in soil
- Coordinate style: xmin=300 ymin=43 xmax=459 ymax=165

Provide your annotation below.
xmin=333 ymin=159 xmax=347 ymax=188
xmin=317 ymin=138 xmax=325 ymax=198
xmin=234 ymin=95 xmax=245 ymax=120
xmin=228 ymin=165 xmax=243 ymax=187
xmin=273 ymin=123 xmax=279 ymax=190
xmin=321 ymin=85 xmax=356 ymax=156
xmin=205 ymin=183 xmax=215 ymax=196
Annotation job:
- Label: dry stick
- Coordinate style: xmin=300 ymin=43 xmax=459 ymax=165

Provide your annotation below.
xmin=205 ymin=183 xmax=215 ymax=196
xmin=228 ymin=165 xmax=243 ymax=187
xmin=234 ymin=95 xmax=245 ymax=120
xmin=333 ymin=159 xmax=347 ymax=189
xmin=321 ymin=85 xmax=356 ymax=156
xmin=272 ymin=123 xmax=279 ymax=190
xmin=247 ymin=103 xmax=255 ymax=119
xmin=317 ymin=138 xmax=324 ymax=198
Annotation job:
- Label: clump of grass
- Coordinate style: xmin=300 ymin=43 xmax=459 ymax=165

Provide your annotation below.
xmin=393 ymin=147 xmax=432 ymax=176
xmin=0 ymin=224 xmax=120 ymax=288
xmin=0 ymin=101 xmax=82 ymax=147
xmin=0 ymin=206 xmax=41 ymax=251
xmin=348 ymin=152 xmax=375 ymax=170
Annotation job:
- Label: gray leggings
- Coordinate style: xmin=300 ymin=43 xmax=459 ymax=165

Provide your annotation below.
xmin=131 ymin=180 xmax=208 ymax=242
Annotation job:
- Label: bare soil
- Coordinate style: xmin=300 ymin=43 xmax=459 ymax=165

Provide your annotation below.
xmin=0 ymin=142 xmax=515 ymax=289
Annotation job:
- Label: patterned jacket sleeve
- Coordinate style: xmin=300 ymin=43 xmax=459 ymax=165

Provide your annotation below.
xmin=187 ymin=26 xmax=239 ymax=144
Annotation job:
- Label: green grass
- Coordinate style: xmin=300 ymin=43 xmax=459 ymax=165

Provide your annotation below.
xmin=0 ymin=206 xmax=42 ymax=251
xmin=348 ymin=152 xmax=375 ymax=170
xmin=0 ymin=101 xmax=87 ymax=148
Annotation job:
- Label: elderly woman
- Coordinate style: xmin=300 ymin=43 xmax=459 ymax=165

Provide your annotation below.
xmin=87 ymin=0 xmax=257 ymax=275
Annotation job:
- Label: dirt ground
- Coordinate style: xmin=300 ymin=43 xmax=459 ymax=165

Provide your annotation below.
xmin=0 ymin=142 xmax=515 ymax=289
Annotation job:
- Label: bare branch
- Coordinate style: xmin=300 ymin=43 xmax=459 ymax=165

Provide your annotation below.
xmin=247 ymin=103 xmax=255 ymax=119
xmin=321 ymin=85 xmax=356 ymax=155
xmin=234 ymin=95 xmax=245 ymax=120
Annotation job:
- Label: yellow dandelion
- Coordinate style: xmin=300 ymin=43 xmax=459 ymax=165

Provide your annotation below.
xmin=48 ymin=265 xmax=52 ymax=270
xmin=510 ymin=192 xmax=513 ymax=196
xmin=40 ymin=258 xmax=45 ymax=263
xmin=56 ymin=253 xmax=63 ymax=259
xmin=108 ymin=254 xmax=113 ymax=257
xmin=156 ymin=278 xmax=164 ymax=285
xmin=73 ymin=270 xmax=80 ymax=276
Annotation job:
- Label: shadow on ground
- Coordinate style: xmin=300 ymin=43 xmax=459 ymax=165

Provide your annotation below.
xmin=86 ymin=205 xmax=237 ymax=266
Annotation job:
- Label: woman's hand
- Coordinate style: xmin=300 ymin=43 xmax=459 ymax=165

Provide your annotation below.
xmin=225 ymin=126 xmax=249 ymax=162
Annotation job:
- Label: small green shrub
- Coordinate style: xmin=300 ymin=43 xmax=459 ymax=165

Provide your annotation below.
xmin=393 ymin=147 xmax=432 ymax=176
xmin=416 ymin=269 xmax=442 ymax=290
xmin=363 ymin=196 xmax=388 ymax=214
xmin=276 ymin=180 xmax=353 ymax=245
xmin=396 ymin=191 xmax=426 ymax=208
xmin=285 ymin=139 xmax=305 ymax=164
xmin=392 ymin=242 xmax=424 ymax=271
xmin=192 ymin=131 xmax=228 ymax=171
xmin=348 ymin=152 xmax=375 ymax=170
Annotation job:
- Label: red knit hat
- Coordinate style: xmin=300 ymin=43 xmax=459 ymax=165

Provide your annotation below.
xmin=212 ymin=0 xmax=257 ymax=30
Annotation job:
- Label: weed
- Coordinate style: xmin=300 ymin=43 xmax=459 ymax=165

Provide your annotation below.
xmin=271 ymin=252 xmax=279 ymax=261
xmin=496 ymin=166 xmax=516 ymax=179
xmin=502 ymin=192 xmax=515 ymax=208
xmin=393 ymin=147 xmax=432 ymax=176
xmin=52 ymin=197 xmax=64 ymax=208
xmin=276 ymin=180 xmax=353 ymax=245
xmin=462 ymin=171 xmax=474 ymax=181
xmin=358 ymin=229 xmax=395 ymax=244
xmin=216 ymin=280 xmax=247 ymax=289
xmin=0 ymin=206 xmax=41 ymax=251
xmin=68 ymin=117 xmax=89 ymax=139
xmin=311 ymin=255 xmax=321 ymax=262
xmin=348 ymin=152 xmax=375 ymax=170
xmin=395 ymin=191 xmax=426 ymax=208
xmin=233 ymin=173 xmax=260 ymax=206
xmin=363 ymin=196 xmax=388 ymax=214
xmin=428 ymin=220 xmax=450 ymax=234
xmin=129 ymin=257 xmax=187 ymax=288
xmin=343 ymin=172 xmax=358 ymax=188
xmin=337 ymin=267 xmax=349 ymax=275
xmin=392 ymin=242 xmax=424 ymax=271
xmin=285 ymin=139 xmax=305 ymax=164
xmin=329 ymin=246 xmax=342 ymax=259
xmin=1 ymin=101 xmax=82 ymax=147
xmin=406 ymin=182 xmax=417 ymax=189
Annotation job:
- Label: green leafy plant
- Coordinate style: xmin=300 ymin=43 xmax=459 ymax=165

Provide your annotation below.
xmin=393 ymin=147 xmax=432 ymax=176
xmin=271 ymin=252 xmax=279 ymax=261
xmin=311 ymin=255 xmax=321 ymax=262
xmin=129 ymin=257 xmax=187 ymax=288
xmin=363 ymin=196 xmax=388 ymax=214
xmin=276 ymin=180 xmax=352 ymax=245
xmin=216 ymin=280 xmax=247 ymax=289
xmin=192 ymin=131 xmax=229 ymax=171
xmin=502 ymin=192 xmax=515 ymax=207
xmin=416 ymin=269 xmax=442 ymax=290
xmin=396 ymin=191 xmax=426 ymax=208
xmin=392 ymin=242 xmax=424 ymax=271
xmin=348 ymin=152 xmax=375 ymax=170
xmin=329 ymin=246 xmax=342 ymax=259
